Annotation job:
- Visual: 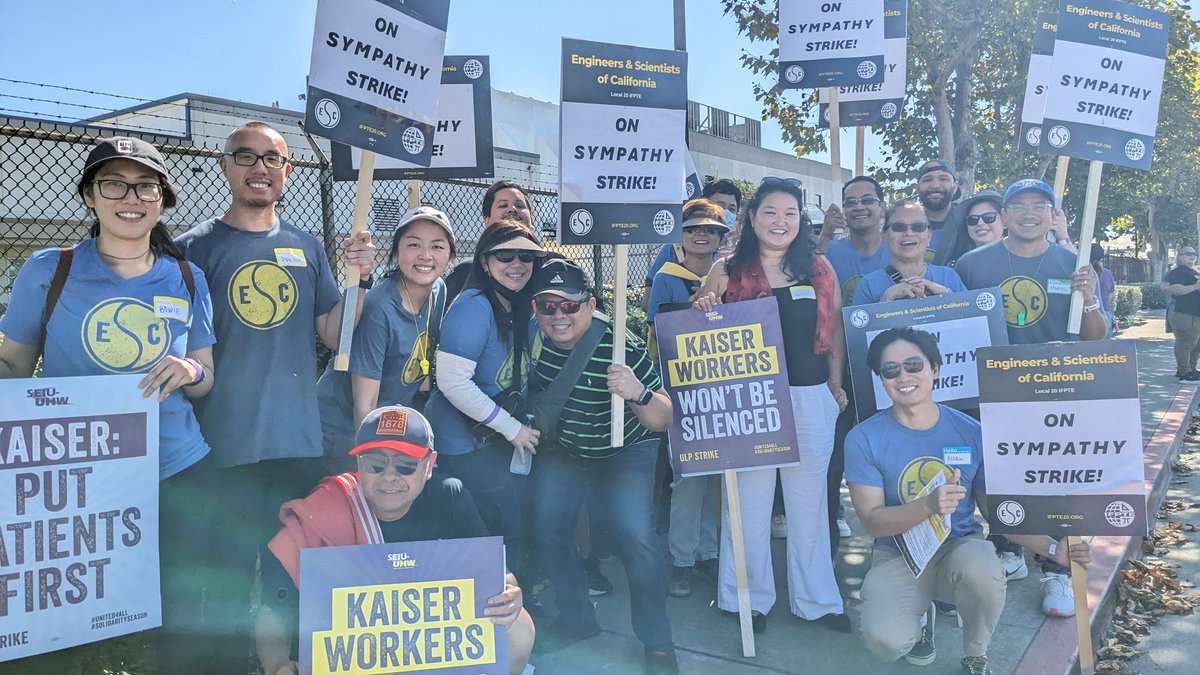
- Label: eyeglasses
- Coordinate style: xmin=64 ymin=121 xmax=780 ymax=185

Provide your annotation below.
xmin=887 ymin=222 xmax=930 ymax=233
xmin=534 ymin=299 xmax=585 ymax=315
xmin=842 ymin=196 xmax=880 ymax=208
xmin=358 ymin=452 xmax=422 ymax=476
xmin=760 ymin=176 xmax=802 ymax=189
xmin=490 ymin=250 xmax=538 ymax=264
xmin=684 ymin=226 xmax=726 ymax=236
xmin=1005 ymin=203 xmax=1053 ymax=216
xmin=879 ymin=357 xmax=927 ymax=380
xmin=93 ymin=180 xmax=163 ymax=202
xmin=965 ymin=212 xmax=1000 ymax=226
xmin=224 ymin=151 xmax=289 ymax=169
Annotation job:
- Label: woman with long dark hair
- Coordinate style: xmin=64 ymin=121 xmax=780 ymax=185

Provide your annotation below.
xmin=695 ymin=177 xmax=849 ymax=633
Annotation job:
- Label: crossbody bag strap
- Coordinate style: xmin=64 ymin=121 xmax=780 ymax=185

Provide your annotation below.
xmin=176 ymin=258 xmax=195 ymax=301
xmin=531 ymin=318 xmax=608 ymax=430
xmin=39 ymin=246 xmax=74 ymax=357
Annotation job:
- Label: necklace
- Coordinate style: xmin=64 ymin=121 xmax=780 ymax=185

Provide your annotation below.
xmin=1005 ymin=240 xmax=1049 ymax=327
xmin=400 ymin=277 xmax=433 ymax=376
xmin=98 ymin=247 xmax=151 ymax=261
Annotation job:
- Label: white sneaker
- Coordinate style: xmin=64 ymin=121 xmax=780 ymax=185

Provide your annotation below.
xmin=771 ymin=514 xmax=787 ymax=539
xmin=837 ymin=518 xmax=851 ymax=537
xmin=1040 ymin=573 xmax=1075 ymax=617
xmin=998 ymin=551 xmax=1028 ymax=580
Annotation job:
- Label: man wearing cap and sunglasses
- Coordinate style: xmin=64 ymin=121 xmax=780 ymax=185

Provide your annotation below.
xmin=255 ymin=405 xmax=534 ymax=675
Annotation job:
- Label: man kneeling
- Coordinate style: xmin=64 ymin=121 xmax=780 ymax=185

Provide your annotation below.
xmin=255 ymin=405 xmax=535 ymax=675
xmin=845 ymin=328 xmax=1090 ymax=675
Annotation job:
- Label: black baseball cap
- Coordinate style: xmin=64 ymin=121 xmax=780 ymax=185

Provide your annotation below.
xmin=79 ymin=137 xmax=178 ymax=207
xmin=530 ymin=258 xmax=590 ymax=301
xmin=917 ymin=159 xmax=957 ymax=181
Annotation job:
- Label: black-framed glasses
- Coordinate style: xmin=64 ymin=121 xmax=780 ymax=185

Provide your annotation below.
xmin=534 ymin=299 xmax=585 ymax=316
xmin=224 ymin=151 xmax=288 ymax=169
xmin=93 ymin=180 xmax=163 ymax=202
xmin=491 ymin=250 xmax=538 ymax=264
xmin=843 ymin=196 xmax=880 ymax=208
xmin=887 ymin=222 xmax=930 ymax=233
xmin=358 ymin=452 xmax=421 ymax=476
xmin=684 ymin=225 xmax=726 ymax=237
xmin=760 ymin=176 xmax=802 ymax=189
xmin=879 ymin=357 xmax=927 ymax=380
xmin=965 ymin=212 xmax=1000 ymax=226
xmin=1005 ymin=203 xmax=1053 ymax=216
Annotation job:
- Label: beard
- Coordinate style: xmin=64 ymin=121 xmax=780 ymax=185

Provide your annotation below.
xmin=918 ymin=191 xmax=951 ymax=211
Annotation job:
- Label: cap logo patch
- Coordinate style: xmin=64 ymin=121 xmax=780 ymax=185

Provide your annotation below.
xmin=550 ymin=273 xmax=564 ymax=284
xmin=115 ymin=139 xmax=134 ymax=154
xmin=376 ymin=410 xmax=409 ymax=436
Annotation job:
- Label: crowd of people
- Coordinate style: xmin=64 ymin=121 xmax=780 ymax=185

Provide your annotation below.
xmin=0 ymin=125 xmax=1122 ymax=675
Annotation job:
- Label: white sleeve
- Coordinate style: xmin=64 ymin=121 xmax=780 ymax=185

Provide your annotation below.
xmin=436 ymin=351 xmax=522 ymax=442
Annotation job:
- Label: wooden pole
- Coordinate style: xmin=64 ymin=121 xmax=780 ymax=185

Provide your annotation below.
xmin=1067 ymin=160 xmax=1104 ymax=335
xmin=828 ymin=88 xmax=842 ymax=192
xmin=724 ymin=469 xmax=756 ymax=657
xmin=855 ymin=126 xmax=865 ymax=177
xmin=1053 ymin=155 xmax=1070 ymax=203
xmin=407 ymin=179 xmax=420 ymax=209
xmin=1069 ymin=536 xmax=1095 ymax=674
xmin=610 ymin=244 xmax=628 ymax=447
xmin=333 ymin=149 xmax=375 ymax=371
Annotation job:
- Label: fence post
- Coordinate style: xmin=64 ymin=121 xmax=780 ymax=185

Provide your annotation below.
xmin=297 ymin=121 xmax=339 ymax=270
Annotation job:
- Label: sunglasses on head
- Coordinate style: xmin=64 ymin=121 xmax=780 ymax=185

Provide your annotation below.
xmin=965 ymin=212 xmax=1000 ymax=226
xmin=760 ymin=176 xmax=802 ymax=189
xmin=490 ymin=250 xmax=538 ymax=264
xmin=684 ymin=225 xmax=726 ymax=236
xmin=358 ymin=452 xmax=422 ymax=476
xmin=887 ymin=222 xmax=930 ymax=233
xmin=879 ymin=357 xmax=927 ymax=380
xmin=534 ymin=298 xmax=585 ymax=315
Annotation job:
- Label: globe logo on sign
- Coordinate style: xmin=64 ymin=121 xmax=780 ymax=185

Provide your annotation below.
xmin=996 ymin=501 xmax=1025 ymax=526
xmin=856 ymin=61 xmax=878 ymax=80
xmin=653 ymin=210 xmax=676 ymax=236
xmin=314 ymin=99 xmax=341 ymax=129
xmin=1047 ymin=125 xmax=1071 ymax=149
xmin=784 ymin=64 xmax=805 ymax=84
xmin=822 ymin=107 xmax=830 ymax=123
xmin=880 ymin=102 xmax=898 ymax=120
xmin=1025 ymin=126 xmax=1042 ymax=148
xmin=849 ymin=309 xmax=870 ymax=329
xmin=463 ymin=59 xmax=484 ymax=79
xmin=976 ymin=291 xmax=997 ymax=312
xmin=1124 ymin=139 xmax=1146 ymax=162
xmin=685 ymin=181 xmax=695 ymax=199
xmin=569 ymin=209 xmax=593 ymax=236
xmin=1104 ymin=500 xmax=1136 ymax=528
xmin=401 ymin=127 xmax=426 ymax=155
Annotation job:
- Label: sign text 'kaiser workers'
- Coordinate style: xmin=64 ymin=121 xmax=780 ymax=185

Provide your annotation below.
xmin=655 ymin=298 xmax=799 ymax=477
xmin=977 ymin=340 xmax=1146 ymax=537
xmin=779 ymin=0 xmax=885 ymax=89
xmin=306 ymin=0 xmax=449 ymax=166
xmin=0 ymin=375 xmax=160 ymax=662
xmin=819 ymin=0 xmax=907 ymax=127
xmin=559 ymin=38 xmax=687 ymax=244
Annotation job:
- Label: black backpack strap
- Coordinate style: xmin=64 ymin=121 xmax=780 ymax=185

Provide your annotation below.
xmin=40 ymin=247 xmax=74 ymax=355
xmin=177 ymin=259 xmax=195 ymax=301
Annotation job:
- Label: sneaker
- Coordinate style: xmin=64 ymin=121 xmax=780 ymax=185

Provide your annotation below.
xmin=904 ymin=606 xmax=936 ymax=666
xmin=998 ymin=551 xmax=1028 ymax=580
xmin=694 ymin=557 xmax=719 ymax=580
xmin=1040 ymin=573 xmax=1075 ymax=616
xmin=1181 ymin=372 xmax=1200 ymax=382
xmin=668 ymin=566 xmax=692 ymax=597
xmin=643 ymin=647 xmax=680 ymax=675
xmin=585 ymin=557 xmax=613 ymax=597
xmin=837 ymin=518 xmax=852 ymax=538
xmin=934 ymin=600 xmax=958 ymax=617
xmin=961 ymin=655 xmax=991 ymax=674
xmin=771 ymin=514 xmax=787 ymax=539
xmin=532 ymin=620 xmax=601 ymax=653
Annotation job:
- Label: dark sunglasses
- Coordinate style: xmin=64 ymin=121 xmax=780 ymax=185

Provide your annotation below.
xmin=358 ymin=453 xmax=422 ymax=476
xmin=684 ymin=225 xmax=726 ymax=237
xmin=760 ymin=176 xmax=802 ymax=189
xmin=534 ymin=299 xmax=585 ymax=315
xmin=879 ymin=357 xmax=927 ymax=380
xmin=887 ymin=222 xmax=930 ymax=234
xmin=490 ymin=250 xmax=538 ymax=264
xmin=965 ymin=212 xmax=1000 ymax=226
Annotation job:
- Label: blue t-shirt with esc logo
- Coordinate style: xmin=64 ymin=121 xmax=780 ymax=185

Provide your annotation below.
xmin=844 ymin=405 xmax=985 ymax=555
xmin=0 ymin=239 xmax=216 ymax=479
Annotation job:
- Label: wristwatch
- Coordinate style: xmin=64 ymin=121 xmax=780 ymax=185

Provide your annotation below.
xmin=635 ymin=386 xmax=654 ymax=406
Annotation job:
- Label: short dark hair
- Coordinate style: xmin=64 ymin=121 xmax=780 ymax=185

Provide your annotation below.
xmin=481 ymin=179 xmax=531 ymax=219
xmin=702 ymin=179 xmax=742 ymax=207
xmin=884 ymin=199 xmax=926 ymax=225
xmin=866 ymin=328 xmax=942 ymax=375
xmin=842 ymin=176 xmax=884 ymax=202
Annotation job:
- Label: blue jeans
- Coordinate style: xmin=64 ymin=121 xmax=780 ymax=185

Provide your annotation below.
xmin=533 ymin=439 xmax=673 ymax=650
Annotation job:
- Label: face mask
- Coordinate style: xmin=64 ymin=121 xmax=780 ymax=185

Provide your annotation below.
xmin=725 ymin=210 xmax=737 ymax=228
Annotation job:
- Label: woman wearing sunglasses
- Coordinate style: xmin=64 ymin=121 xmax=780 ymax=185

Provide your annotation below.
xmin=694 ymin=176 xmax=849 ymax=633
xmin=0 ymin=137 xmax=216 ymax=669
xmin=941 ymin=191 xmax=1003 ymax=268
xmin=425 ymin=221 xmax=546 ymax=581
xmin=852 ymin=201 xmax=966 ymax=306
xmin=316 ymin=206 xmax=456 ymax=473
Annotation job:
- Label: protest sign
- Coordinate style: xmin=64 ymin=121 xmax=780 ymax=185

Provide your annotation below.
xmin=977 ymin=340 xmax=1145 ymax=537
xmin=818 ymin=0 xmax=907 ymax=127
xmin=332 ymin=56 xmax=494 ymax=181
xmin=655 ymin=298 xmax=799 ymax=477
xmin=559 ymin=38 xmax=688 ymax=245
xmin=1018 ymin=13 xmax=1058 ymax=154
xmin=843 ymin=289 xmax=1009 ymax=421
xmin=779 ymin=0 xmax=886 ymax=89
xmin=306 ymin=0 xmax=449 ymax=165
xmin=683 ymin=150 xmax=702 ymax=202
xmin=1038 ymin=0 xmax=1170 ymax=169
xmin=0 ymin=375 xmax=159 ymax=662
xmin=300 ymin=536 xmax=506 ymax=675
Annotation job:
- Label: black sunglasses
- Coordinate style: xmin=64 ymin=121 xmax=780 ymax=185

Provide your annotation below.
xmin=534 ymin=299 xmax=585 ymax=316
xmin=879 ymin=357 xmax=927 ymax=380
xmin=490 ymin=250 xmax=538 ymax=264
xmin=760 ymin=176 xmax=802 ymax=189
xmin=358 ymin=453 xmax=421 ymax=476
xmin=965 ymin=212 xmax=1000 ymax=226
xmin=888 ymin=222 xmax=930 ymax=233
xmin=684 ymin=225 xmax=726 ymax=236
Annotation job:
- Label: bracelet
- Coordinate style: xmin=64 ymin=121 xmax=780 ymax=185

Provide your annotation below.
xmin=183 ymin=357 xmax=205 ymax=386
xmin=1057 ymin=238 xmax=1072 ymax=245
xmin=1083 ymin=301 xmax=1102 ymax=313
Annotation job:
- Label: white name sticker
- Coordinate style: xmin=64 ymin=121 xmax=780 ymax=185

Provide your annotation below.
xmin=790 ymin=285 xmax=816 ymax=301
xmin=154 ymin=296 xmax=189 ymax=322
xmin=942 ymin=447 xmax=973 ymax=466
xmin=275 ymin=248 xmax=308 ymax=267
xmin=1047 ymin=278 xmax=1072 ymax=295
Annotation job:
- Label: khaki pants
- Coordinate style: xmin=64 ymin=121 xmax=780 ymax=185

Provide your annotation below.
xmin=859 ymin=537 xmax=1006 ymax=660
xmin=1172 ymin=311 xmax=1200 ymax=375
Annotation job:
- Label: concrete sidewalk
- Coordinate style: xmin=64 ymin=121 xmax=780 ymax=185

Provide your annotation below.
xmin=529 ymin=310 xmax=1196 ymax=675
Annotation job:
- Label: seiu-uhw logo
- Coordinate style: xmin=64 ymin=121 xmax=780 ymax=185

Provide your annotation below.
xmin=27 ymin=387 xmax=70 ymax=407
xmin=387 ymin=552 xmax=417 ymax=569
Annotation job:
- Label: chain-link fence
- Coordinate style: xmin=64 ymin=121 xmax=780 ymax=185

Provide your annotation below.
xmin=1 ymin=115 xmax=660 ymax=314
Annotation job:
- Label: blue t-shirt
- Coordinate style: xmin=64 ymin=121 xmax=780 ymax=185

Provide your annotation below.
xmin=0 ymin=240 xmax=216 ymax=479
xmin=425 ymin=289 xmax=527 ymax=456
xmin=316 ymin=277 xmax=446 ymax=441
xmin=852 ymin=264 xmax=967 ymax=306
xmin=176 ymin=218 xmax=341 ymax=467
xmin=825 ymin=238 xmax=888 ymax=306
xmin=845 ymin=405 xmax=985 ymax=554
xmin=644 ymin=244 xmax=682 ymax=285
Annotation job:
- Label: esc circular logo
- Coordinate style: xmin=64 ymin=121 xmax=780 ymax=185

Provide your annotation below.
xmin=401 ymin=127 xmax=426 ymax=155
xmin=653 ymin=210 xmax=676 ymax=236
xmin=1000 ymin=276 xmax=1047 ymax=328
xmin=228 ymin=261 xmax=298 ymax=330
xmin=83 ymin=298 xmax=171 ymax=373
xmin=569 ymin=209 xmax=594 ymax=237
xmin=313 ymin=99 xmax=341 ymax=129
xmin=995 ymin=501 xmax=1026 ymax=527
xmin=1047 ymin=125 xmax=1071 ymax=149
xmin=856 ymin=61 xmax=878 ymax=80
xmin=783 ymin=65 xmax=805 ymax=84
xmin=462 ymin=59 xmax=484 ymax=80
xmin=1025 ymin=126 xmax=1042 ymax=148
xmin=1104 ymin=500 xmax=1136 ymax=528
xmin=849 ymin=309 xmax=870 ymax=329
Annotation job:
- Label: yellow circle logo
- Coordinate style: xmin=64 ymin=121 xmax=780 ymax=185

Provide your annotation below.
xmin=1000 ymin=276 xmax=1047 ymax=328
xmin=82 ymin=298 xmax=170 ymax=373
xmin=402 ymin=332 xmax=430 ymax=385
xmin=841 ymin=275 xmax=863 ymax=306
xmin=227 ymin=261 xmax=298 ymax=329
xmin=897 ymin=456 xmax=953 ymax=504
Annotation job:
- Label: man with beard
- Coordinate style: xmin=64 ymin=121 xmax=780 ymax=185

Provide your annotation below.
xmin=912 ymin=160 xmax=965 ymax=266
